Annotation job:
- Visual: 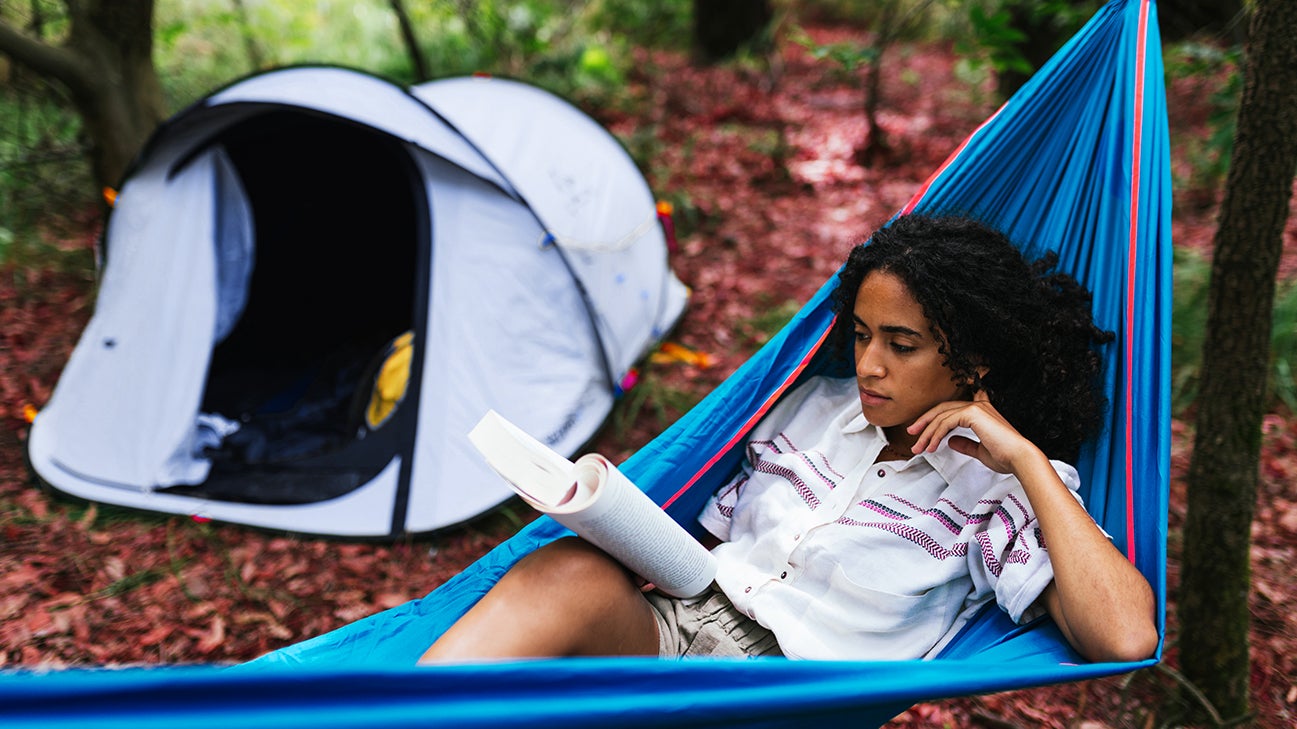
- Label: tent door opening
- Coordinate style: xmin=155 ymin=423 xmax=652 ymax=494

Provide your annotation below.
xmin=172 ymin=110 xmax=426 ymax=506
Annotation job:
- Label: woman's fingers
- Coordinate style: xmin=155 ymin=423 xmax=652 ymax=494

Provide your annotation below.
xmin=946 ymin=434 xmax=984 ymax=460
xmin=910 ymin=399 xmax=984 ymax=451
xmin=907 ymin=400 xmax=964 ymax=448
xmin=907 ymin=397 xmax=1027 ymax=473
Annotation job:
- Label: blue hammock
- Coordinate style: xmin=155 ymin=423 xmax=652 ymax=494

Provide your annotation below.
xmin=0 ymin=1 xmax=1169 ymax=726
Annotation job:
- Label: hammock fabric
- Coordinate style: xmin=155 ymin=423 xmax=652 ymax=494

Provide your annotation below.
xmin=0 ymin=1 xmax=1169 ymax=726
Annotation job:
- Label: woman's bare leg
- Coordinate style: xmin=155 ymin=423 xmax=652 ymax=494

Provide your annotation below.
xmin=418 ymin=537 xmax=660 ymax=663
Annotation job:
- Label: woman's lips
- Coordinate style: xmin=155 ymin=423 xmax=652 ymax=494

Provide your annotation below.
xmin=859 ymin=387 xmax=890 ymax=407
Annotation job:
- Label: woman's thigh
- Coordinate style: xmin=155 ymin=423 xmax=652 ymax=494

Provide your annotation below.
xmin=421 ymin=537 xmax=659 ymax=661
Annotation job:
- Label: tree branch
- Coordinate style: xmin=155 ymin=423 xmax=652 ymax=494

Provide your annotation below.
xmin=0 ymin=20 xmax=88 ymax=91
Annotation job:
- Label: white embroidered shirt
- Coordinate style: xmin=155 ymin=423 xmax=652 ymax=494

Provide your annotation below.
xmin=697 ymin=375 xmax=1082 ymax=661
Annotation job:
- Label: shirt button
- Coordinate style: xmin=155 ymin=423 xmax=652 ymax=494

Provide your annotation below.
xmin=877 ymin=468 xmax=886 ymax=477
xmin=780 ymin=571 xmax=788 ymax=579
xmin=744 ymin=586 xmax=752 ymax=593
xmin=793 ymin=533 xmax=801 ymax=541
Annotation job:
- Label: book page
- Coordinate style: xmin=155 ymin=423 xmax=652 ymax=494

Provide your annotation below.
xmin=468 ymin=411 xmax=717 ymax=598
xmin=558 ymin=454 xmax=717 ymax=599
xmin=467 ymin=410 xmax=585 ymax=508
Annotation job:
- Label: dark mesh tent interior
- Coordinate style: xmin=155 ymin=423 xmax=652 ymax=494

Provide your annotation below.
xmin=187 ymin=111 xmax=425 ymax=502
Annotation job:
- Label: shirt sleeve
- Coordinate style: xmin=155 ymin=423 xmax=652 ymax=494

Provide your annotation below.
xmin=967 ymin=463 xmax=1084 ymax=623
xmin=693 ymin=375 xmax=843 ymax=545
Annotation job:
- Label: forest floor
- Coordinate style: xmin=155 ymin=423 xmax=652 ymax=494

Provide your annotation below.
xmin=2 ymin=22 xmax=1296 ymax=728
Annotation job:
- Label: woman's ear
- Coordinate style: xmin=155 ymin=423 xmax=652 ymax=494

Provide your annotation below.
xmin=960 ymin=365 xmax=991 ymax=398
xmin=961 ymin=365 xmax=990 ymax=387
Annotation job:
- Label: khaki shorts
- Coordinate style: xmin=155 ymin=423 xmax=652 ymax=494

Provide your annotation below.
xmin=644 ymin=587 xmax=783 ymax=659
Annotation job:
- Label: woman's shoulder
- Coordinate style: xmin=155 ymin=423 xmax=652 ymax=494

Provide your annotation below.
xmin=752 ymin=375 xmax=860 ymax=438
xmin=929 ymin=444 xmax=1082 ymax=502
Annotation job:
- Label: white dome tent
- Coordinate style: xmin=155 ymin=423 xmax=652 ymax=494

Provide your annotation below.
xmin=27 ymin=67 xmax=689 ymax=538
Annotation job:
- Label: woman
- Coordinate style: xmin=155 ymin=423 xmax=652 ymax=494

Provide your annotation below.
xmin=420 ymin=214 xmax=1158 ymax=664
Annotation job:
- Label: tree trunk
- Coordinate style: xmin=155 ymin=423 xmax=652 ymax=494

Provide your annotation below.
xmin=1178 ymin=0 xmax=1297 ymax=723
xmin=231 ymin=0 xmax=266 ymax=71
xmin=855 ymin=45 xmax=889 ymax=167
xmin=1158 ymin=0 xmax=1246 ymax=43
xmin=0 ymin=0 xmax=164 ymax=190
xmin=692 ymin=0 xmax=772 ymax=63
xmin=853 ymin=0 xmax=933 ymax=167
xmin=388 ymin=0 xmax=429 ymax=83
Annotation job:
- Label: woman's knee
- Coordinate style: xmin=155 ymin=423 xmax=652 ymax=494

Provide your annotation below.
xmin=506 ymin=537 xmax=633 ymax=593
xmin=428 ymin=536 xmax=658 ymax=659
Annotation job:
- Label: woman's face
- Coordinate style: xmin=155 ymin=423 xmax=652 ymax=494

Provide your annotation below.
xmin=852 ymin=271 xmax=965 ymax=448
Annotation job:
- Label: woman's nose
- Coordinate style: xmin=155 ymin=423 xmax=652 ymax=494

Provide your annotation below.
xmin=856 ymin=344 xmax=884 ymax=378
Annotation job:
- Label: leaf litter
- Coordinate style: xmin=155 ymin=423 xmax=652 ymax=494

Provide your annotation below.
xmin=2 ymin=22 xmax=1296 ymax=727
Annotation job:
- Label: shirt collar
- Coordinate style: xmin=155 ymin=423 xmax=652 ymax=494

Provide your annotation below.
xmin=841 ymin=410 xmax=982 ymax=477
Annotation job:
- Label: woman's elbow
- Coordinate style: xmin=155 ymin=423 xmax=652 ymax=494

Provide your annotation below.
xmin=1090 ymin=573 xmax=1160 ymax=662
xmin=1078 ymin=613 xmax=1159 ymax=663
xmin=1126 ymin=617 xmax=1162 ymax=661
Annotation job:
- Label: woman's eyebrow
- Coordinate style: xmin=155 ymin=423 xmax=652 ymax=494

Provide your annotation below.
xmin=853 ymin=315 xmax=926 ymax=339
xmin=880 ymin=324 xmax=924 ymax=338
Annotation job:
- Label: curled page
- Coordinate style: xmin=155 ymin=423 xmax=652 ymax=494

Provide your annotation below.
xmin=468 ymin=410 xmax=717 ymax=598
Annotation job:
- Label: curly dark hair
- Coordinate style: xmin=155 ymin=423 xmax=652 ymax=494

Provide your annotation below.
xmin=829 ymin=214 xmax=1114 ymax=462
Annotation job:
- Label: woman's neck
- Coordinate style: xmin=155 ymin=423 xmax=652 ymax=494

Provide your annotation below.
xmin=877 ymin=429 xmax=916 ymax=462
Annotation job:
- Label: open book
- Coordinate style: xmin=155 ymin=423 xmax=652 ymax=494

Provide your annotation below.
xmin=468 ymin=410 xmax=718 ymax=598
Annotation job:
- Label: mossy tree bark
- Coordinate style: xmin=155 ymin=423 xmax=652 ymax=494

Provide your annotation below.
xmin=1178 ymin=0 xmax=1297 ymax=723
xmin=0 ymin=0 xmax=164 ymax=191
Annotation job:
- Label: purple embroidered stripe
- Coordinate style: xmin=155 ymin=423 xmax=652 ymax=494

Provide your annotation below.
xmin=875 ymin=495 xmax=967 ymax=534
xmin=794 ymin=452 xmax=843 ymax=491
xmin=833 ymin=520 xmax=970 ymax=561
xmin=976 ymin=532 xmax=1005 ymax=577
xmin=753 ymin=461 xmax=820 ymax=509
xmin=1005 ymin=550 xmax=1032 ymax=566
xmin=859 ymin=500 xmax=908 ymax=520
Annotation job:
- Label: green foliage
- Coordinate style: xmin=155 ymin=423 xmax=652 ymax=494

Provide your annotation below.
xmin=1163 ymin=41 xmax=1243 ymax=196
xmin=156 ymin=0 xmax=415 ymax=107
xmin=958 ymin=5 xmax=1032 ymax=77
xmin=788 ymin=0 xmax=938 ymax=82
xmin=0 ymin=87 xmax=95 ymax=267
xmin=1170 ymin=247 xmax=1212 ymax=413
xmin=951 ymin=0 xmax=1097 ymax=85
xmin=1170 ymin=246 xmax=1297 ymax=414
xmin=1270 ymin=278 xmax=1297 ymax=413
xmin=0 ymin=1 xmax=68 ymax=37
xmin=0 ymin=3 xmax=92 ymax=265
xmin=0 ymin=0 xmax=702 ymax=258
xmin=791 ymin=0 xmax=942 ymax=38
xmin=148 ymin=0 xmax=688 ymax=110
xmin=791 ymin=27 xmax=879 ymax=78
xmin=588 ymin=0 xmax=691 ymax=51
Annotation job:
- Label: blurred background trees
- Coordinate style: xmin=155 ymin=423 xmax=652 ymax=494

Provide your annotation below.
xmin=1179 ymin=0 xmax=1297 ymax=722
xmin=1 ymin=0 xmax=1293 ymax=722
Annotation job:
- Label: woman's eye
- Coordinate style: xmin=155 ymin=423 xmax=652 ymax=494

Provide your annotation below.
xmin=892 ymin=343 xmax=916 ymax=354
xmin=854 ymin=331 xmax=869 ymax=342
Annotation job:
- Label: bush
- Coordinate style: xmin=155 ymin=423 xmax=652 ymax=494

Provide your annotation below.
xmin=0 ymin=86 xmax=95 ymax=267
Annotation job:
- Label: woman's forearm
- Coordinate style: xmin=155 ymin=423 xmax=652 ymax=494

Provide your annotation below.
xmin=1011 ymin=449 xmax=1158 ymax=662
